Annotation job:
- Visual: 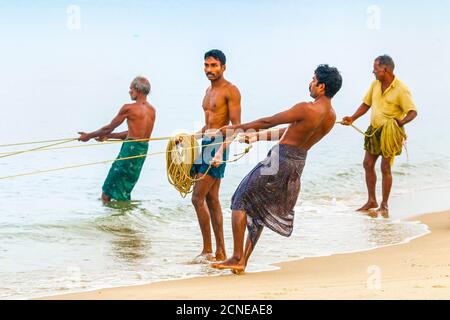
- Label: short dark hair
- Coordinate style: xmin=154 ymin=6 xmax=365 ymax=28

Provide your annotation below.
xmin=375 ymin=55 xmax=395 ymax=70
xmin=314 ymin=64 xmax=342 ymax=98
xmin=204 ymin=49 xmax=226 ymax=65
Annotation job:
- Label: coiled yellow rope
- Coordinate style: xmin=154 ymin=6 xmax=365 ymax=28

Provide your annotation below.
xmin=165 ymin=134 xmax=253 ymax=198
xmin=380 ymin=118 xmax=406 ymax=165
xmin=166 ymin=134 xmax=201 ymax=198
xmin=337 ymin=119 xmax=406 ymax=165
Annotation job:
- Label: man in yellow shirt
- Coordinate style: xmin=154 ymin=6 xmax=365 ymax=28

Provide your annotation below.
xmin=342 ymin=55 xmax=417 ymax=217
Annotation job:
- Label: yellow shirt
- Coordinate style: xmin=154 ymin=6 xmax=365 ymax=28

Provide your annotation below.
xmin=363 ymin=77 xmax=417 ymax=128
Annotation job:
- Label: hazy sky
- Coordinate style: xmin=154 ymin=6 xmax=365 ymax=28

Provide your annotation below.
xmin=1 ymin=0 xmax=449 ymax=138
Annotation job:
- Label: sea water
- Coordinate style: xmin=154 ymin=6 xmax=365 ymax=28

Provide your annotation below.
xmin=1 ymin=1 xmax=450 ymax=299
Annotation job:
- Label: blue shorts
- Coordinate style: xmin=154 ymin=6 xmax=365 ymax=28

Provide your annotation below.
xmin=190 ymin=136 xmax=228 ymax=179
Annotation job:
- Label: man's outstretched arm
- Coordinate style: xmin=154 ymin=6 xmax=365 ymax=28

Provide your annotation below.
xmin=95 ymin=131 xmax=129 ymax=141
xmin=239 ymin=127 xmax=288 ymax=143
xmin=221 ymin=102 xmax=308 ymax=136
xmin=341 ymin=103 xmax=370 ymax=125
xmin=78 ymin=105 xmax=129 ymax=142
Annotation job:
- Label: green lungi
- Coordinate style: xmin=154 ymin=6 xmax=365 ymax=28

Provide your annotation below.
xmin=364 ymin=125 xmax=402 ymax=157
xmin=102 ymin=141 xmax=148 ymax=201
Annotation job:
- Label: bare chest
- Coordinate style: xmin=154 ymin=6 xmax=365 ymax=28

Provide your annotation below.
xmin=202 ymin=89 xmax=228 ymax=113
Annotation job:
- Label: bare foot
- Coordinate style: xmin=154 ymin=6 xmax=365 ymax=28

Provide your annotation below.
xmin=366 ymin=209 xmax=379 ymax=218
xmin=376 ymin=204 xmax=389 ymax=218
xmin=357 ymin=201 xmax=378 ymax=211
xmin=231 ymin=269 xmax=245 ymax=275
xmin=215 ymin=251 xmax=227 ymax=262
xmin=192 ymin=253 xmax=216 ymax=264
xmin=210 ymin=257 xmax=245 ymax=273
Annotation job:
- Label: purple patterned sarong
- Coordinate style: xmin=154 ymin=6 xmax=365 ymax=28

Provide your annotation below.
xmin=230 ymin=144 xmax=307 ymax=246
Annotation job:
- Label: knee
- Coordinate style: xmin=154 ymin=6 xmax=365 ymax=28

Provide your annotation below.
xmin=381 ymin=163 xmax=392 ymax=176
xmin=363 ymin=159 xmax=376 ymax=171
xmin=205 ymin=194 xmax=220 ymax=207
xmin=191 ymin=194 xmax=205 ymax=207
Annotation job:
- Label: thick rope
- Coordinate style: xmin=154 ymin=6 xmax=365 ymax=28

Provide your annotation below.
xmin=166 ymin=134 xmax=201 ymax=198
xmin=336 ymin=119 xmax=406 ymax=165
xmin=380 ymin=118 xmax=406 ymax=165
xmin=165 ymin=134 xmax=253 ymax=198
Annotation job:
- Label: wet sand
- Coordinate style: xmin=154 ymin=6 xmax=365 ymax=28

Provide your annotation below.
xmin=41 ymin=210 xmax=450 ymax=300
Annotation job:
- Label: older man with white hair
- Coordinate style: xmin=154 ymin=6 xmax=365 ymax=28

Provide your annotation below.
xmin=78 ymin=76 xmax=156 ymax=202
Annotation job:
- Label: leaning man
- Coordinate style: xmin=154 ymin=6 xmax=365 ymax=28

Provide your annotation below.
xmin=78 ymin=76 xmax=156 ymax=202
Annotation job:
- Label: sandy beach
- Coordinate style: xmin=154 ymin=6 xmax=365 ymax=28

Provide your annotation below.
xmin=42 ymin=210 xmax=450 ymax=300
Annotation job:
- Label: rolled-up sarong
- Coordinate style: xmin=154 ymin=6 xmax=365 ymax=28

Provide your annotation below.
xmin=231 ymin=144 xmax=307 ymax=245
xmin=102 ymin=140 xmax=148 ymax=201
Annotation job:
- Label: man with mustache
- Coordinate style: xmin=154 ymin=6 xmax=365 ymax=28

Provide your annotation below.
xmin=210 ymin=65 xmax=342 ymax=273
xmin=188 ymin=49 xmax=241 ymax=262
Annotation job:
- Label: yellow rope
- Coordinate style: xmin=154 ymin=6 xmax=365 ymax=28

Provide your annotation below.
xmin=165 ymin=134 xmax=253 ymax=198
xmin=0 ymin=138 xmax=78 ymax=147
xmin=335 ymin=121 xmax=380 ymax=137
xmin=0 ymin=152 xmax=158 ymax=180
xmin=0 ymin=138 xmax=164 ymax=156
xmin=380 ymin=118 xmax=406 ymax=165
xmin=0 ymin=129 xmax=285 ymax=157
xmin=336 ymin=119 xmax=406 ymax=165
xmin=166 ymin=134 xmax=200 ymax=198
xmin=0 ymin=137 xmax=250 ymax=182
xmin=0 ymin=135 xmax=174 ymax=148
xmin=0 ymin=139 xmax=78 ymax=159
xmin=0 ymin=136 xmax=176 ymax=157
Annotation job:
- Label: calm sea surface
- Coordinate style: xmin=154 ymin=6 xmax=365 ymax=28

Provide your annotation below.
xmin=1 ymin=98 xmax=449 ymax=299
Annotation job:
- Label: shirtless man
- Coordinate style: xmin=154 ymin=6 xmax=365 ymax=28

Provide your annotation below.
xmin=78 ymin=76 xmax=156 ymax=202
xmin=188 ymin=49 xmax=241 ymax=262
xmin=210 ymin=64 xmax=342 ymax=273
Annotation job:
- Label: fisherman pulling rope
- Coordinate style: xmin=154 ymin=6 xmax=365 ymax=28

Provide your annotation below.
xmin=0 ymin=56 xmax=417 ymax=225
xmin=340 ymin=55 xmax=417 ymax=217
xmin=78 ymin=76 xmax=156 ymax=203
